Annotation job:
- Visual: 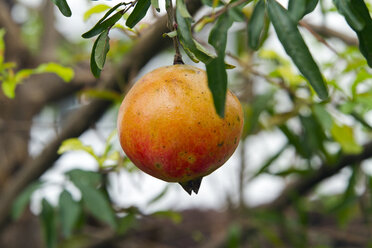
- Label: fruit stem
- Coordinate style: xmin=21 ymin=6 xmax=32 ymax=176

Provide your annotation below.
xmin=165 ymin=0 xmax=184 ymax=65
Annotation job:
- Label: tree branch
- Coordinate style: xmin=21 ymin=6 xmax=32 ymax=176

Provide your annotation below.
xmin=263 ymin=141 xmax=372 ymax=211
xmin=302 ymin=21 xmax=358 ymax=47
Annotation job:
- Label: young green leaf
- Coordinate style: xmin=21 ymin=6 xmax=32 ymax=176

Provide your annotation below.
xmin=207 ymin=13 xmax=234 ymax=117
xmin=94 ymin=30 xmax=110 ymax=70
xmin=248 ymin=0 xmax=266 ymax=50
xmin=51 ymin=0 xmax=72 ymax=17
xmin=12 ymin=181 xmax=42 ymax=220
xmin=59 ymin=190 xmax=81 ymax=238
xmin=34 ymin=63 xmax=74 ymax=82
xmin=126 ymin=0 xmax=151 ymax=28
xmin=82 ymin=11 xmax=123 ymax=39
xmin=58 ymin=138 xmax=98 ymax=160
xmin=267 ymin=0 xmax=328 ymax=100
xmin=41 ymin=199 xmax=57 ymax=248
xmin=84 ymin=4 xmax=111 ymax=21
xmin=331 ymin=123 xmax=362 ymax=154
xmin=288 ymin=0 xmax=319 ymax=22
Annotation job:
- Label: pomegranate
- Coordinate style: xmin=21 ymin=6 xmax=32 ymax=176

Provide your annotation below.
xmin=117 ymin=64 xmax=243 ymax=194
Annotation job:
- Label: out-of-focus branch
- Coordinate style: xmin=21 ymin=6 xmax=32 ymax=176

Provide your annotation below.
xmin=302 ymin=21 xmax=358 ymax=46
xmin=0 ymin=0 xmax=202 ymax=231
xmin=39 ymin=0 xmax=59 ymax=61
xmin=0 ymin=1 xmax=33 ymax=67
xmin=263 ymin=141 xmax=372 ymax=211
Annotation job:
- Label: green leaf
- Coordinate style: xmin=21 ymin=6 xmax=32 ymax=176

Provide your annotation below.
xmin=333 ymin=0 xmax=365 ymax=31
xmin=267 ymin=0 xmax=328 ymax=100
xmin=248 ymin=0 xmax=266 ymax=50
xmin=176 ymin=9 xmax=214 ymax=64
xmin=51 ymin=0 xmax=72 ymax=17
xmin=59 ymin=190 xmax=81 ymax=238
xmin=79 ymin=184 xmax=117 ymax=229
xmin=176 ymin=0 xmax=192 ymax=18
xmin=34 ymin=63 xmax=74 ymax=82
xmin=66 ymin=169 xmax=116 ymax=228
xmin=12 ymin=181 xmax=42 ymax=219
xmin=90 ymin=36 xmax=101 ymax=78
xmin=84 ymin=4 xmax=111 ymax=21
xmin=206 ymin=13 xmax=234 ymax=118
xmin=94 ymin=30 xmax=110 ymax=70
xmin=330 ymin=123 xmax=362 ymax=154
xmin=58 ymin=138 xmax=98 ymax=160
xmin=41 ymin=199 xmax=57 ymax=248
xmin=126 ymin=0 xmax=151 ymax=28
xmin=334 ymin=0 xmax=372 ymax=67
xmin=288 ymin=0 xmax=319 ymax=22
xmin=82 ymin=10 xmax=123 ymax=39
xmin=67 ymin=169 xmax=102 ymax=188
xmin=1 ymin=77 xmax=17 ymax=98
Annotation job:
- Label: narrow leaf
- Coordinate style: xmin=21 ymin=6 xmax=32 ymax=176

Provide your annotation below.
xmin=288 ymin=0 xmax=319 ymax=22
xmin=67 ymin=169 xmax=102 ymax=188
xmin=41 ymin=199 xmax=57 ymax=248
xmin=90 ymin=37 xmax=102 ymax=78
xmin=176 ymin=0 xmax=192 ymax=18
xmin=94 ymin=30 xmax=110 ymax=70
xmin=126 ymin=0 xmax=151 ymax=28
xmin=248 ymin=0 xmax=266 ymax=50
xmin=51 ymin=0 xmax=72 ymax=17
xmin=334 ymin=0 xmax=372 ymax=67
xmin=333 ymin=0 xmax=365 ymax=31
xmin=82 ymin=11 xmax=123 ymax=39
xmin=176 ymin=10 xmax=214 ymax=64
xmin=207 ymin=13 xmax=234 ymax=117
xmin=79 ymin=184 xmax=117 ymax=229
xmin=59 ymin=190 xmax=81 ymax=238
xmin=267 ymin=0 xmax=328 ymax=100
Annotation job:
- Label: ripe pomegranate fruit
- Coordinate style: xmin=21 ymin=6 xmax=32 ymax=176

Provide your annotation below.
xmin=117 ymin=64 xmax=243 ymax=194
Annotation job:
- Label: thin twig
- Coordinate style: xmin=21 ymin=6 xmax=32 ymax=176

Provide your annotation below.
xmin=166 ymin=0 xmax=183 ymax=64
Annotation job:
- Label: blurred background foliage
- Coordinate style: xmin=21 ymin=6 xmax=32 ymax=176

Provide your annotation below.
xmin=1 ymin=0 xmax=372 ymax=247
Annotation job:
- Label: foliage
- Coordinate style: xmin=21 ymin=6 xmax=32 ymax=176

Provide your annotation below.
xmin=3 ymin=0 xmax=372 ymax=247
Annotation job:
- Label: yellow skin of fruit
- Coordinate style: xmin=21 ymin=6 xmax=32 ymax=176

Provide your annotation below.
xmin=117 ymin=64 xmax=243 ymax=183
